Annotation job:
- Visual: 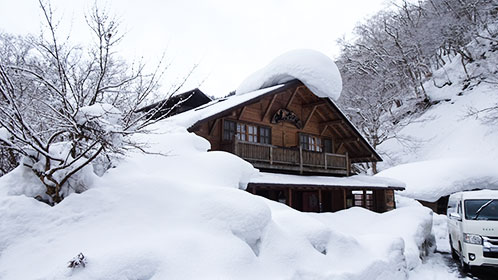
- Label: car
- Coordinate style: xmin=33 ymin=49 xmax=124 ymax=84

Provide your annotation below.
xmin=447 ymin=190 xmax=498 ymax=271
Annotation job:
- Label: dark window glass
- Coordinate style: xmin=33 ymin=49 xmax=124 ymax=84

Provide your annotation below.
xmin=464 ymin=199 xmax=498 ymax=220
xmin=323 ymin=138 xmax=333 ymax=153
xmin=223 ymin=120 xmax=236 ymax=140
xmin=300 ymin=134 xmax=322 ymax=152
xmin=300 ymin=134 xmax=309 ymax=150
xmin=259 ymin=127 xmax=271 ymax=144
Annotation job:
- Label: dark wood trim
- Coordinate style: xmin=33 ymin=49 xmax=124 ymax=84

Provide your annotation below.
xmin=320 ymin=119 xmax=344 ymax=126
xmin=209 ymin=119 xmax=220 ymax=136
xmin=286 ymin=86 xmax=302 ymax=109
xmin=238 ymin=106 xmax=247 ymax=120
xmin=303 ymin=101 xmax=327 ymax=109
xmin=262 ymin=94 xmax=278 ymax=121
xmin=303 ymin=105 xmax=318 ymax=129
xmin=320 ymin=125 xmax=329 ymax=136
xmin=247 ymin=182 xmax=405 ymax=191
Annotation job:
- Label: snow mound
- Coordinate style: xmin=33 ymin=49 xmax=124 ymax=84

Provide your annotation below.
xmin=236 ymin=49 xmax=343 ymax=100
xmin=377 ymin=158 xmax=498 ymax=202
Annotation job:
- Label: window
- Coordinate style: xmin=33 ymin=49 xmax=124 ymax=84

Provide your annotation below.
xmin=300 ymin=134 xmax=322 ymax=152
xmin=237 ymin=123 xmax=258 ymax=142
xmin=223 ymin=120 xmax=236 ymax=140
xmin=323 ymin=138 xmax=333 ymax=153
xmin=260 ymin=126 xmax=271 ymax=144
xmin=223 ymin=119 xmax=271 ymax=144
xmin=351 ymin=190 xmax=374 ymax=210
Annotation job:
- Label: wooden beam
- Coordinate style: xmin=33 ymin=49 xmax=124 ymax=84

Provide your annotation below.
xmin=341 ymin=137 xmax=360 ymax=143
xmin=320 ymin=119 xmax=344 ymax=126
xmin=303 ymin=101 xmax=327 ymax=109
xmin=238 ymin=106 xmax=247 ymax=120
xmin=320 ymin=125 xmax=329 ymax=136
xmin=208 ymin=119 xmax=220 ymax=136
xmin=286 ymin=87 xmax=301 ymax=109
xmin=262 ymin=94 xmax=277 ymax=121
xmin=336 ymin=142 xmax=345 ymax=152
xmin=303 ymin=105 xmax=318 ymax=129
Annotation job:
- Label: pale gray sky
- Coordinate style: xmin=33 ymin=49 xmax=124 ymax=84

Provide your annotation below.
xmin=0 ymin=0 xmax=391 ymax=97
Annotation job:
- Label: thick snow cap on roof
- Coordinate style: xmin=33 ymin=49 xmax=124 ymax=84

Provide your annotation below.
xmin=236 ymin=49 xmax=342 ymax=100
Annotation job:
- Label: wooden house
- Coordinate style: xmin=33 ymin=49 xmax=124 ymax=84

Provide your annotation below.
xmin=170 ymin=80 xmax=404 ymax=213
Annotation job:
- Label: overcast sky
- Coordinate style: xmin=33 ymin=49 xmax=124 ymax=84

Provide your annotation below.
xmin=0 ymin=0 xmax=391 ymax=97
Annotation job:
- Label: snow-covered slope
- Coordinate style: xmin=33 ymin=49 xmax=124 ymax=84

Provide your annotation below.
xmin=377 ymin=41 xmax=498 ymax=201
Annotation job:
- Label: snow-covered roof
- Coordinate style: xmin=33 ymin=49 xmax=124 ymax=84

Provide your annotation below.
xmin=250 ymin=172 xmax=405 ymax=190
xmin=236 ymin=49 xmax=342 ymax=101
xmin=165 ymin=79 xmax=382 ymax=162
xmin=377 ymin=158 xmax=498 ymax=202
xmin=166 ymin=83 xmax=287 ymax=129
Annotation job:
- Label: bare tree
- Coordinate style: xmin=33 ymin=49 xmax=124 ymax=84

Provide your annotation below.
xmin=0 ymin=1 xmax=195 ymax=204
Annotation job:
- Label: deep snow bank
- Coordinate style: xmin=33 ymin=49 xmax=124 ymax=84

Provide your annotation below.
xmin=236 ymin=49 xmax=343 ymax=101
xmin=0 ymin=122 xmax=435 ymax=279
xmin=377 ymin=158 xmax=498 ymax=202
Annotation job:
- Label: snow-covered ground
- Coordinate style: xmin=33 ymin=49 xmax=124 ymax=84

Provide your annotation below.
xmin=0 ymin=119 xmax=439 ymax=280
xmin=2 ymin=47 xmax=495 ymax=279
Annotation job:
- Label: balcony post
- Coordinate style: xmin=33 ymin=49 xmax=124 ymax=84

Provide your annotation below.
xmin=324 ymin=153 xmax=328 ymax=170
xmin=345 ymin=152 xmax=350 ymax=176
xmin=269 ymin=146 xmax=273 ymax=165
xmin=299 ymin=146 xmax=303 ymax=174
xmin=234 ymin=136 xmax=239 ymax=155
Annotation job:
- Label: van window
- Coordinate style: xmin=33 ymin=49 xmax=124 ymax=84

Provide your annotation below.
xmin=447 ymin=199 xmax=457 ymax=215
xmin=464 ymin=199 xmax=498 ymax=220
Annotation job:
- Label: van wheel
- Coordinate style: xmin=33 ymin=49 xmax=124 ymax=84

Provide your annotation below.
xmin=449 ymin=236 xmax=458 ymax=260
xmin=459 ymin=255 xmax=470 ymax=272
xmin=458 ymin=242 xmax=470 ymax=273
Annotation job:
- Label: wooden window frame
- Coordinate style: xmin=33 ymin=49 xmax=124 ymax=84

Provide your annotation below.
xmin=223 ymin=119 xmax=236 ymax=141
xmin=299 ymin=133 xmax=323 ymax=152
xmin=222 ymin=118 xmax=272 ymax=145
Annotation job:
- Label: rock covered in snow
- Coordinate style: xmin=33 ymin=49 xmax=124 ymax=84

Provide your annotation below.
xmin=236 ymin=49 xmax=343 ymax=100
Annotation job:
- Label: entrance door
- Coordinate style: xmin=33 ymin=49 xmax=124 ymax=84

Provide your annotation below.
xmin=302 ymin=191 xmax=320 ymax=212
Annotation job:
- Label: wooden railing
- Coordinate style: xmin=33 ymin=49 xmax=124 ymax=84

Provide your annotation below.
xmin=224 ymin=139 xmax=349 ymax=175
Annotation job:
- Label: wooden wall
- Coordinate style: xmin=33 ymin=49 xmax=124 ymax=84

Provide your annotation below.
xmin=192 ymin=86 xmax=348 ymax=154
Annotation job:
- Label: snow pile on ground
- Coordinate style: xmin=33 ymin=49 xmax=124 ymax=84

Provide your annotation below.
xmin=0 ymin=118 xmax=437 ymax=279
xmin=236 ymin=49 xmax=343 ymax=101
xmin=377 ymin=158 xmax=498 ymax=202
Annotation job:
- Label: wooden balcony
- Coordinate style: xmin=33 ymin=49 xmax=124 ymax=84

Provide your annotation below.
xmin=222 ymin=140 xmax=350 ymax=175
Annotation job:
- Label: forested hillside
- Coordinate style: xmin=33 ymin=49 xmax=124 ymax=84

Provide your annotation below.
xmin=336 ymin=0 xmax=498 ymax=173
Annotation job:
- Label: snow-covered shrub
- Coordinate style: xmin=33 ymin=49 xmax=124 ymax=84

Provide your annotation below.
xmin=0 ymin=3 xmax=193 ymax=204
xmin=68 ymin=253 xmax=87 ymax=269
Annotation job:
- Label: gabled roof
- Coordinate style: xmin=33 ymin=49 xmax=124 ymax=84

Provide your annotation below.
xmin=136 ymin=88 xmax=212 ymax=119
xmin=168 ymin=80 xmax=382 ymax=163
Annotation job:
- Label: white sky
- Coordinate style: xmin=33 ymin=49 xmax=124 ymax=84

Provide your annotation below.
xmin=0 ymin=0 xmax=391 ymax=97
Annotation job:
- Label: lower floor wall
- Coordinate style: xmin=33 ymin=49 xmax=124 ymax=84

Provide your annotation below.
xmin=418 ymin=195 xmax=449 ymax=215
xmin=247 ymin=185 xmax=396 ymax=213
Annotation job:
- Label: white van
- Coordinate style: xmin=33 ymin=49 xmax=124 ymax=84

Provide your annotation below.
xmin=447 ymin=190 xmax=498 ymax=270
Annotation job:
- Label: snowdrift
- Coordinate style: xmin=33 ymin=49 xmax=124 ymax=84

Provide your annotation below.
xmin=0 ymin=120 xmax=435 ymax=280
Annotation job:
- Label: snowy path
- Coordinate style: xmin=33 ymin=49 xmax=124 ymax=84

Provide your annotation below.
xmin=408 ymin=251 xmax=497 ymax=280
